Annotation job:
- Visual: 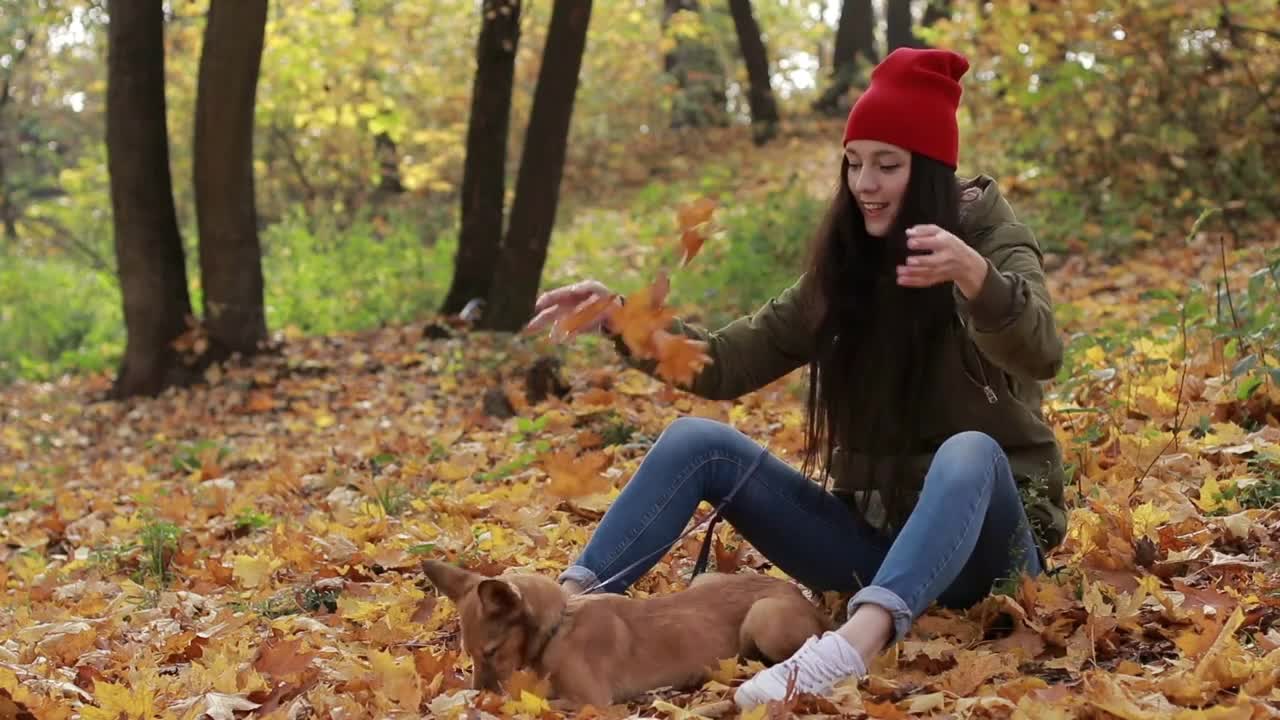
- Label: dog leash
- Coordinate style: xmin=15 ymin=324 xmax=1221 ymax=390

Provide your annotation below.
xmin=573 ymin=446 xmax=770 ymax=596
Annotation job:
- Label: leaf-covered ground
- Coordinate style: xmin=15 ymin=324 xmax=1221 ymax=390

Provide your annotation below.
xmin=3 ymin=234 xmax=1280 ymax=718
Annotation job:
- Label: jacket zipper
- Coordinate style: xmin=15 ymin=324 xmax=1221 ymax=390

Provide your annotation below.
xmin=956 ymin=312 xmax=998 ymax=404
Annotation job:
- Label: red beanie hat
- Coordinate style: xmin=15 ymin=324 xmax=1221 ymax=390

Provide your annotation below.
xmin=842 ymin=47 xmax=969 ymax=168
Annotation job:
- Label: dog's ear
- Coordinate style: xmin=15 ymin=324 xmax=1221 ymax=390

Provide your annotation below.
xmin=476 ymin=578 xmax=523 ymax=620
xmin=421 ymin=559 xmax=479 ymax=601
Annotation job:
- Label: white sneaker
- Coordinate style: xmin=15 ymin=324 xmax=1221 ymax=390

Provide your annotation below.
xmin=733 ymin=632 xmax=866 ymax=710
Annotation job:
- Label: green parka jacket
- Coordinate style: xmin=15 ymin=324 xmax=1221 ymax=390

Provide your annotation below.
xmin=611 ymin=175 xmax=1068 ymax=554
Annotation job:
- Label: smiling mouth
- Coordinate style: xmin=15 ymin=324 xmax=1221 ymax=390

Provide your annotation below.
xmin=861 ymin=202 xmax=889 ymax=213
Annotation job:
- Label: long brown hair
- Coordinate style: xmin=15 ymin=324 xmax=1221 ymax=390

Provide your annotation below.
xmin=800 ymin=152 xmax=963 ymax=531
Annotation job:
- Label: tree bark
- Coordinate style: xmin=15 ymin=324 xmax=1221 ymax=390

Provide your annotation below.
xmin=887 ymin=0 xmax=919 ymax=51
xmin=106 ymin=0 xmax=196 ymax=398
xmin=193 ymin=0 xmax=269 ymax=359
xmin=812 ymin=0 xmax=877 ymax=116
xmin=441 ymin=0 xmax=521 ymax=316
xmin=727 ymin=0 xmax=779 ymax=145
xmin=480 ymin=0 xmax=592 ymax=331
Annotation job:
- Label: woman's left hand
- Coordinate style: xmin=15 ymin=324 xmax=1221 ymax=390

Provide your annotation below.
xmin=897 ymin=224 xmax=990 ymax=299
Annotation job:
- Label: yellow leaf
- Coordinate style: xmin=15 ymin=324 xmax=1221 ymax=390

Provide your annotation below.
xmin=338 ymin=596 xmax=386 ymax=624
xmin=1131 ymin=501 xmax=1171 ymax=540
xmin=370 ymin=649 xmax=423 ymax=709
xmin=651 ymin=698 xmax=712 ymax=719
xmin=1196 ymin=476 xmax=1226 ymax=513
xmin=708 ymin=656 xmax=738 ymax=685
xmin=503 ymin=689 xmax=551 ymax=716
xmin=80 ymin=680 xmax=158 ymax=720
xmin=231 ymin=554 xmax=277 ymax=588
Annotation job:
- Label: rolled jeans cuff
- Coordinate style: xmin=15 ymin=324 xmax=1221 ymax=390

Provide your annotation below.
xmin=558 ymin=565 xmax=600 ymax=592
xmin=848 ymin=585 xmax=913 ymax=646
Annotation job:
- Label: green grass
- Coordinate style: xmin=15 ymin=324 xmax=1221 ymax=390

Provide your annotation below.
xmin=2 ymin=155 xmax=823 ymax=385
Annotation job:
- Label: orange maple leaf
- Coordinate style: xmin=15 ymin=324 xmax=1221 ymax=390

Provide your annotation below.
xmin=611 ymin=273 xmax=675 ymax=359
xmin=542 ymin=449 xmax=612 ymax=499
xmin=676 ymin=197 xmax=717 ymax=266
xmin=652 ymin=329 xmax=711 ymax=386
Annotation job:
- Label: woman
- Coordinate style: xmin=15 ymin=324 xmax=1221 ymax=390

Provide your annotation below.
xmin=525 ymin=47 xmax=1068 ymax=709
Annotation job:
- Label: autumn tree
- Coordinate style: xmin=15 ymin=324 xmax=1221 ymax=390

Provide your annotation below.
xmin=663 ymin=0 xmax=727 ymax=128
xmin=105 ymin=0 xmax=195 ymax=397
xmin=727 ymin=0 xmax=778 ymax=145
xmin=193 ymin=0 xmax=269 ymax=359
xmin=441 ymin=0 xmax=522 ymax=316
xmin=480 ymin=0 xmax=592 ymax=331
xmin=813 ymin=0 xmax=877 ymax=116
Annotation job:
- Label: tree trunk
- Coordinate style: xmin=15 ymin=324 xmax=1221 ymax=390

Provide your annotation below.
xmin=887 ymin=0 xmax=918 ymax=51
xmin=662 ymin=0 xmax=727 ymax=128
xmin=106 ymin=0 xmax=196 ymax=398
xmin=193 ymin=0 xmax=269 ymax=360
xmin=922 ymin=0 xmax=953 ymax=28
xmin=812 ymin=0 xmax=877 ymax=116
xmin=374 ymin=132 xmax=404 ymax=195
xmin=727 ymin=0 xmax=779 ymax=145
xmin=441 ymin=0 xmax=521 ymax=316
xmin=480 ymin=0 xmax=592 ymax=331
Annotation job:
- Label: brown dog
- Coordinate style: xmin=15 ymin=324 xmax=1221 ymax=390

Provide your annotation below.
xmin=421 ymin=559 xmax=832 ymax=708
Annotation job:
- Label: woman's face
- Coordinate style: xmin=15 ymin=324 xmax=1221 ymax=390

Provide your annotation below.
xmin=845 ymin=140 xmax=911 ymax=238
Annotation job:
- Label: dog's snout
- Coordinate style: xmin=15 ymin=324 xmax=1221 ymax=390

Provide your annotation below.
xmin=472 ymin=664 xmax=502 ymax=692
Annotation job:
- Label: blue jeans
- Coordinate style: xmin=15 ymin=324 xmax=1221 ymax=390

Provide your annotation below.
xmin=559 ymin=417 xmax=1043 ymax=645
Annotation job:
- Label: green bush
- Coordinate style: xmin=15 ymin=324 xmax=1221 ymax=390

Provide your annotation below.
xmin=258 ymin=205 xmax=457 ymax=336
xmin=0 ymin=253 xmax=122 ymax=383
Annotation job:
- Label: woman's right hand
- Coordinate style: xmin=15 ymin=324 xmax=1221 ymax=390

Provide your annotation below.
xmin=524 ymin=279 xmax=619 ymax=340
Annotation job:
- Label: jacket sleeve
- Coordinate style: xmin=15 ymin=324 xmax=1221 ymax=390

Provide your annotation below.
xmin=609 ymin=276 xmax=816 ymax=400
xmin=957 ymin=222 xmax=1064 ymax=380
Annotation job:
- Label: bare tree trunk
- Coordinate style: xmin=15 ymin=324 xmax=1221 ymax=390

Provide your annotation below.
xmin=193 ymin=0 xmax=269 ymax=360
xmin=887 ymin=0 xmax=919 ymax=51
xmin=441 ymin=0 xmax=521 ymax=316
xmin=480 ymin=0 xmax=592 ymax=331
xmin=106 ymin=0 xmax=196 ymax=398
xmin=813 ymin=0 xmax=877 ymax=116
xmin=727 ymin=0 xmax=779 ymax=145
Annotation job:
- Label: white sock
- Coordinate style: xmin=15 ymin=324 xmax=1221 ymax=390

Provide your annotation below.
xmin=734 ymin=632 xmax=867 ymax=709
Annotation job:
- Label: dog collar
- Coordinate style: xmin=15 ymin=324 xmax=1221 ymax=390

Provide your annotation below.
xmin=525 ymin=608 xmax=567 ymax=668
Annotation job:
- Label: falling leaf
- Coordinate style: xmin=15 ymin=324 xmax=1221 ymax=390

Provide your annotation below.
xmin=652 ymin=329 xmax=712 ymax=386
xmin=611 ymin=273 xmax=676 ymax=358
xmin=675 ymin=197 xmax=716 ymax=266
